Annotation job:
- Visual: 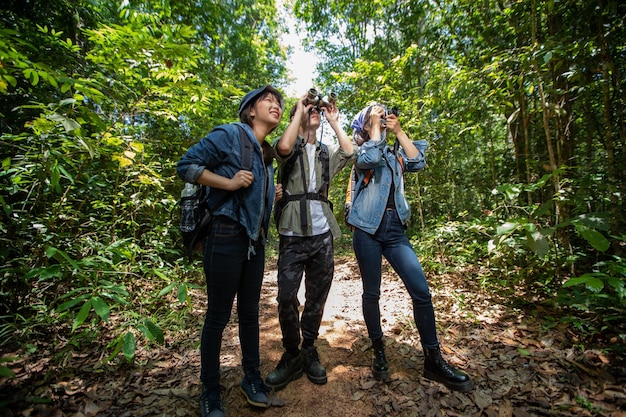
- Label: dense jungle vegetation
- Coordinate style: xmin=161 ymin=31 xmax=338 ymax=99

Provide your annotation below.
xmin=0 ymin=0 xmax=624 ymax=401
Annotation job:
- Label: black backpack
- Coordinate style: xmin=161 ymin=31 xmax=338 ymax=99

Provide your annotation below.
xmin=273 ymin=140 xmax=330 ymax=230
xmin=179 ymin=125 xmax=254 ymax=261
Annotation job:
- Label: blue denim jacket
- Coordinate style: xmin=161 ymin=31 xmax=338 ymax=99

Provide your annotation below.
xmin=176 ymin=122 xmax=275 ymax=242
xmin=348 ymin=139 xmax=428 ymax=235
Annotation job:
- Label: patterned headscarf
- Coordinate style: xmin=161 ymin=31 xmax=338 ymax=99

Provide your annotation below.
xmin=351 ymin=104 xmax=387 ymax=145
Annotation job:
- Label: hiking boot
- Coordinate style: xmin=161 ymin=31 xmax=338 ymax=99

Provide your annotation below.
xmin=302 ymin=346 xmax=327 ymax=385
xmin=199 ymin=386 xmax=225 ymax=417
xmin=265 ymin=351 xmax=304 ymax=391
xmin=423 ymin=347 xmax=473 ymax=392
xmin=240 ymin=369 xmax=270 ymax=408
xmin=372 ymin=346 xmax=390 ymax=381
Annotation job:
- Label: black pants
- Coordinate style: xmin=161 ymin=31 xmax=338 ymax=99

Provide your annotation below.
xmin=276 ymin=231 xmax=334 ymax=351
xmin=200 ymin=217 xmax=265 ymax=389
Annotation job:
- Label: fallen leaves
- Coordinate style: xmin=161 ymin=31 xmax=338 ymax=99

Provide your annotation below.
xmin=2 ymin=258 xmax=625 ymax=417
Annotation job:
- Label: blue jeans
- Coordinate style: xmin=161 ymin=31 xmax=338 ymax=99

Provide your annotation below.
xmin=352 ymin=209 xmax=439 ymax=349
xmin=200 ymin=216 xmax=265 ymax=389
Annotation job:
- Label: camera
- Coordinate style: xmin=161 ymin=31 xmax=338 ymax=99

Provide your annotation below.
xmin=384 ymin=106 xmax=399 ymax=117
xmin=381 ymin=106 xmax=399 ymax=127
xmin=305 ymin=88 xmax=337 ymax=111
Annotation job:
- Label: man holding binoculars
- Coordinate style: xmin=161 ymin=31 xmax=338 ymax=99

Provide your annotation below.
xmin=266 ymin=89 xmax=355 ymax=391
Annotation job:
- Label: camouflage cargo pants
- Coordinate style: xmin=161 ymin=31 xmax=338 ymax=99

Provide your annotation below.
xmin=276 ymin=231 xmax=334 ymax=350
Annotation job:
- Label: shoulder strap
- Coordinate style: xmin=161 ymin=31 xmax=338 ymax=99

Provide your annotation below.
xmin=318 ymin=143 xmax=330 ymax=196
xmin=237 ymin=124 xmax=254 ymax=171
xmin=278 ymin=139 xmax=302 ymax=187
xmin=392 ymin=139 xmax=405 ymax=172
xmin=297 ymin=146 xmax=308 ymax=229
xmin=363 ymin=168 xmax=374 ymax=186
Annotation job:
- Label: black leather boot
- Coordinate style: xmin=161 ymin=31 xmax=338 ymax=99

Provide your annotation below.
xmin=302 ymin=346 xmax=327 ymax=384
xmin=371 ymin=339 xmax=390 ymax=381
xmin=265 ymin=351 xmax=304 ymax=391
xmin=423 ymin=347 xmax=473 ymax=392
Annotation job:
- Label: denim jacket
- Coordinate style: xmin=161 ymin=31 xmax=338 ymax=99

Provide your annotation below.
xmin=348 ymin=139 xmax=428 ymax=235
xmin=176 ymin=122 xmax=275 ymax=242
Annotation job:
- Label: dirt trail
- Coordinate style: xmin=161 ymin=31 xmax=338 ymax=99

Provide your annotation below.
xmin=2 ymin=257 xmax=625 ymax=417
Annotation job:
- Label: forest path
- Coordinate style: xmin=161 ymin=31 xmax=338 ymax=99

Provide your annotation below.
xmin=3 ymin=257 xmax=625 ymax=417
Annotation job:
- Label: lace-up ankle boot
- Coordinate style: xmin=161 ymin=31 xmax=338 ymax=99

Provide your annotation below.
xmin=371 ymin=344 xmax=390 ymax=381
xmin=265 ymin=351 xmax=304 ymax=391
xmin=423 ymin=347 xmax=473 ymax=392
xmin=302 ymin=346 xmax=327 ymax=384
xmin=199 ymin=386 xmax=225 ymax=417
xmin=240 ymin=369 xmax=269 ymax=408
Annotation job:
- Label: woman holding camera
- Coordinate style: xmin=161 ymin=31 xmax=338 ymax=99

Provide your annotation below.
xmin=347 ymin=104 xmax=473 ymax=392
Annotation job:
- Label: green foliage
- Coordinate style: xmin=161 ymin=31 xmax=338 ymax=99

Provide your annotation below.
xmin=484 ymin=172 xmax=615 ymax=304
xmin=0 ymin=0 xmax=288 ymax=364
xmin=411 ymin=219 xmax=492 ymax=275
xmin=1 ymin=0 xmax=625 ymax=368
xmin=0 ymin=356 xmax=16 ymax=379
xmin=558 ymin=242 xmax=626 ymax=335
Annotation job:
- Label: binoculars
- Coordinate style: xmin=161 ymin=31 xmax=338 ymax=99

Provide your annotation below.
xmin=304 ymin=88 xmax=337 ymax=110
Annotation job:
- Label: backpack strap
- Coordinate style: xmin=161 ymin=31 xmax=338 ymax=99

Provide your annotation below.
xmin=237 ymin=124 xmax=254 ymax=171
xmin=275 ymin=139 xmax=331 ymax=230
xmin=317 ymin=143 xmax=330 ymax=197
xmin=392 ymin=139 xmax=405 ymax=172
xmin=297 ymin=146 xmax=308 ymax=229
xmin=277 ymin=139 xmax=302 ymax=187
xmin=296 ymin=142 xmax=331 ymax=230
xmin=346 ymin=165 xmax=374 ymax=203
xmin=277 ymin=140 xmax=330 ymax=193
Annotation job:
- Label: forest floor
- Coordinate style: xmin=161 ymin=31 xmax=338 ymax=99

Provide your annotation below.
xmin=2 ymin=256 xmax=626 ymax=417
